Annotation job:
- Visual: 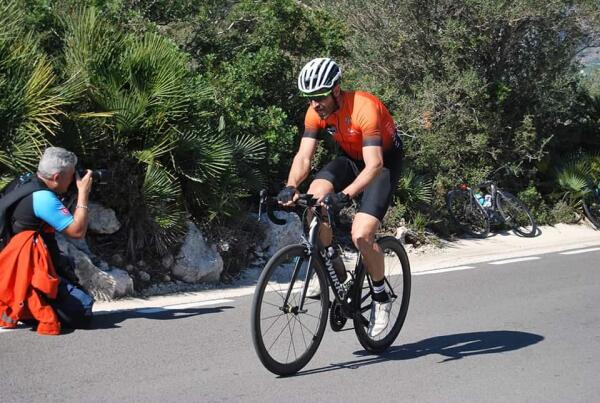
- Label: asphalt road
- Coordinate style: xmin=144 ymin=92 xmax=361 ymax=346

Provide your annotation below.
xmin=1 ymin=247 xmax=599 ymax=402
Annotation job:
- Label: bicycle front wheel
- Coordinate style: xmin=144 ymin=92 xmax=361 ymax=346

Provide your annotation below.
xmin=497 ymin=191 xmax=537 ymax=237
xmin=446 ymin=189 xmax=490 ymax=238
xmin=251 ymin=244 xmax=329 ymax=376
xmin=353 ymin=236 xmax=411 ymax=353
xmin=583 ymin=191 xmax=600 ymax=229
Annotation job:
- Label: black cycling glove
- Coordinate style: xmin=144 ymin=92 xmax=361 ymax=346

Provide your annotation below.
xmin=277 ymin=185 xmax=297 ymax=204
xmin=323 ymin=192 xmax=351 ymax=211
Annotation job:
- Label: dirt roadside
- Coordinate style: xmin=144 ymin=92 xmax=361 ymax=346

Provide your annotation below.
xmin=94 ymin=222 xmax=600 ymax=312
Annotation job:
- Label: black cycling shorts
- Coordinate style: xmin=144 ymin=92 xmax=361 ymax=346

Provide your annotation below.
xmin=314 ymin=148 xmax=403 ymax=222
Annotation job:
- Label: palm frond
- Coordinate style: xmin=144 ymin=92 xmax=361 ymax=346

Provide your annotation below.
xmin=22 ymin=57 xmax=67 ymax=136
xmin=141 ymin=164 xmax=187 ymax=251
xmin=173 ymin=130 xmax=233 ymax=182
xmin=133 ymin=135 xmax=178 ymax=165
xmin=396 ymin=170 xmax=433 ymax=205
xmin=61 ymin=6 xmax=123 ymax=88
xmin=556 ymin=169 xmax=590 ymax=196
xmin=123 ymin=33 xmax=189 ymax=119
xmin=0 ymin=1 xmax=22 ymax=43
xmin=0 ymin=129 xmax=46 ymax=174
xmin=232 ymin=133 xmax=266 ymax=162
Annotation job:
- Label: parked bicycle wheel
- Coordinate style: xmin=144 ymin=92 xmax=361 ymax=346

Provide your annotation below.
xmin=583 ymin=190 xmax=600 ymax=229
xmin=446 ymin=189 xmax=490 ymax=238
xmin=497 ymin=191 xmax=537 ymax=237
xmin=251 ymin=244 xmax=329 ymax=376
xmin=353 ymin=236 xmax=411 ymax=353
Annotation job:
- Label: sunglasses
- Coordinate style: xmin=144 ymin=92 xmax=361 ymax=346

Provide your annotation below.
xmin=303 ymin=90 xmax=332 ymax=102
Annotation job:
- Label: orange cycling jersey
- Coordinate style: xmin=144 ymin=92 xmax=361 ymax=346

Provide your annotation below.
xmin=303 ymin=91 xmax=399 ymax=161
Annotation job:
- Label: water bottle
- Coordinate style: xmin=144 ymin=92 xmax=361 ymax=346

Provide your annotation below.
xmin=475 ymin=192 xmax=485 ymax=206
xmin=484 ymin=194 xmax=492 ymax=208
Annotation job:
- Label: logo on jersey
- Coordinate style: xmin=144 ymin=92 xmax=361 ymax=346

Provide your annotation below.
xmin=60 ymin=207 xmax=70 ymax=216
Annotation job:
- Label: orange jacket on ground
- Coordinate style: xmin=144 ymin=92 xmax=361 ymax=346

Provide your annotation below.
xmin=0 ymin=230 xmax=61 ymax=335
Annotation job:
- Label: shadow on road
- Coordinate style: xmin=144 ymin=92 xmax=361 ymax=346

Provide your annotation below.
xmin=90 ymin=306 xmax=234 ymax=330
xmin=295 ymin=330 xmax=544 ymax=376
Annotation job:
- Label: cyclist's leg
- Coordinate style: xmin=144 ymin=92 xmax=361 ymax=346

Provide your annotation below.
xmin=310 ymin=156 xmax=358 ymax=246
xmin=354 ymin=153 xmax=403 ymax=337
xmin=352 ymin=213 xmax=383 ymax=280
xmin=355 ymin=147 xmax=403 ymax=279
xmin=306 ymin=179 xmax=334 ymax=245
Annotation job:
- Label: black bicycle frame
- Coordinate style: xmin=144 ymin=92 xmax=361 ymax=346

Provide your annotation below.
xmin=262 ymin=193 xmax=398 ymax=319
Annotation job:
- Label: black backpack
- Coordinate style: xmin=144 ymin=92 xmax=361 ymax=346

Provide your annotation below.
xmin=0 ymin=173 xmax=45 ymax=250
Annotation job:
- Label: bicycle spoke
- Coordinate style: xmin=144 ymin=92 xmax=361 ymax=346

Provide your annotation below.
xmin=261 ymin=312 xmax=286 ymax=321
xmin=286 ymin=316 xmax=298 ymax=362
xmin=292 ymin=314 xmax=309 ymax=350
xmin=261 ymin=312 xmax=286 ymax=337
xmin=251 ymin=244 xmax=329 ymax=375
xmin=268 ymin=314 xmax=293 ymax=351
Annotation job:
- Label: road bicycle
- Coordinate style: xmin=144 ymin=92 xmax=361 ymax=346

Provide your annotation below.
xmin=446 ymin=181 xmax=537 ymax=238
xmin=582 ymin=185 xmax=600 ymax=229
xmin=251 ymin=191 xmax=411 ymax=376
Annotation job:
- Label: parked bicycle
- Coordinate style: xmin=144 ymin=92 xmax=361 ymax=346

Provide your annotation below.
xmin=251 ymin=190 xmax=411 ymax=376
xmin=582 ymin=185 xmax=600 ymax=229
xmin=446 ymin=181 xmax=537 ymax=238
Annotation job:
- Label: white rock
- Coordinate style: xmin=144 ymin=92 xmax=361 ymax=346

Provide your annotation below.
xmin=172 ymin=221 xmax=223 ymax=283
xmin=259 ymin=210 xmax=303 ymax=257
xmin=88 ymin=202 xmax=121 ymax=234
xmin=56 ymin=234 xmax=134 ymax=301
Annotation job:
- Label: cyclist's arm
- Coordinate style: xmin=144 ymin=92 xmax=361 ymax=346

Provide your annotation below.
xmin=342 ymin=142 xmax=384 ymax=199
xmin=286 ymin=136 xmax=319 ymax=188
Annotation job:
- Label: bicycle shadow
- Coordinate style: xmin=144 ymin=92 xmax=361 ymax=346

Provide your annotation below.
xmin=89 ymin=305 xmax=234 ymax=330
xmin=294 ymin=330 xmax=544 ymax=376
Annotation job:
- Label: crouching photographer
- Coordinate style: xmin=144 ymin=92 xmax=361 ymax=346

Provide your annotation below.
xmin=0 ymin=147 xmax=97 ymax=334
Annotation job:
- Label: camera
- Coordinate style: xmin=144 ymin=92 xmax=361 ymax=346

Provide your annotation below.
xmin=77 ymin=168 xmax=111 ymax=185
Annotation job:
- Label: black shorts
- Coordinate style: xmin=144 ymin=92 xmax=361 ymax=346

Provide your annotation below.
xmin=314 ymin=148 xmax=403 ymax=221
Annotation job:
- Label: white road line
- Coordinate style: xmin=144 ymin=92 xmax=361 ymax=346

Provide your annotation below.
xmin=165 ymin=299 xmax=233 ymax=310
xmin=414 ymin=266 xmax=476 ymax=276
xmin=559 ymin=247 xmax=600 ymax=255
xmin=489 ymin=257 xmax=540 ymax=265
xmin=95 ymin=298 xmax=235 ymax=316
xmin=135 ymin=299 xmax=234 ymax=314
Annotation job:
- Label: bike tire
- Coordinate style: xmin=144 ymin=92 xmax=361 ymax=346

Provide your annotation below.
xmin=583 ymin=191 xmax=600 ymax=229
xmin=251 ymin=244 xmax=329 ymax=376
xmin=446 ymin=189 xmax=490 ymax=238
xmin=352 ymin=236 xmax=411 ymax=353
xmin=496 ymin=191 xmax=537 ymax=237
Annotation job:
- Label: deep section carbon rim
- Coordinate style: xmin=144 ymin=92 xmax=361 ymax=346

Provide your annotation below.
xmin=251 ymin=244 xmax=328 ymax=376
xmin=353 ymin=236 xmax=411 ymax=353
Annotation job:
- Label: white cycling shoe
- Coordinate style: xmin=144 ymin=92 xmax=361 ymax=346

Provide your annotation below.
xmin=305 ymin=274 xmax=322 ymax=298
xmin=305 ymin=272 xmax=349 ymax=299
xmin=368 ymin=300 xmax=392 ymax=338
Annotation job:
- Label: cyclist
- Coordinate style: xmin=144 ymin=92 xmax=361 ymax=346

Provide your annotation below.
xmin=278 ymin=58 xmax=403 ymax=337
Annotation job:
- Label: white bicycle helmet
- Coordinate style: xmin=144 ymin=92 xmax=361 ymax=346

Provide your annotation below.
xmin=297 ymin=58 xmax=342 ymax=96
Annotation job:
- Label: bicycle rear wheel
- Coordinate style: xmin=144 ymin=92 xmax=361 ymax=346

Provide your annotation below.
xmin=446 ymin=189 xmax=490 ymax=238
xmin=583 ymin=191 xmax=600 ymax=229
xmin=497 ymin=191 xmax=537 ymax=237
xmin=353 ymin=236 xmax=411 ymax=353
xmin=251 ymin=244 xmax=329 ymax=376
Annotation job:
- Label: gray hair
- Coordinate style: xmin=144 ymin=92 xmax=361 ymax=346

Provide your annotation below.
xmin=37 ymin=147 xmax=78 ymax=178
